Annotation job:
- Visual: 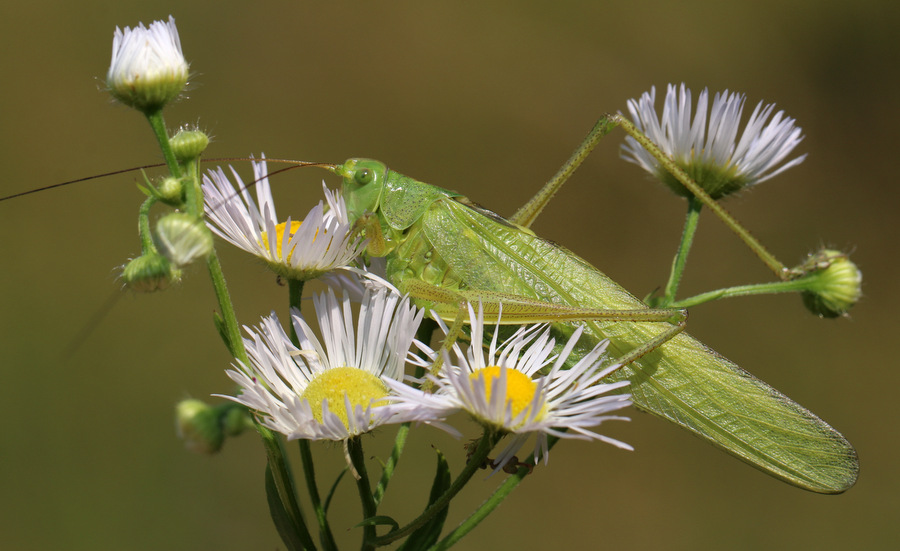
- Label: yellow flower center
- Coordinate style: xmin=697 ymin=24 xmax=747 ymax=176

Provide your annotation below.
xmin=260 ymin=221 xmax=303 ymax=260
xmin=470 ymin=366 xmax=545 ymax=426
xmin=300 ymin=366 xmax=390 ymax=429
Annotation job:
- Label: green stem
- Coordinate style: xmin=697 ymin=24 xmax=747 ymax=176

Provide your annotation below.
xmin=670 ymin=274 xmax=825 ymax=309
xmin=373 ymin=423 xmax=410 ymax=507
xmin=299 ymin=440 xmax=338 ymax=551
xmin=611 ymin=114 xmax=789 ymax=279
xmin=205 ymin=249 xmax=249 ymax=365
xmin=427 ymin=435 xmax=560 ymax=550
xmin=348 ymin=437 xmax=378 ymax=551
xmin=258 ymin=424 xmax=316 ymax=550
xmin=371 ymin=431 xmax=498 ymax=547
xmin=179 ymin=156 xmax=204 ymax=218
xmin=659 ymin=196 xmax=703 ymax=306
xmin=286 ymin=277 xmax=337 ymax=550
xmin=137 ymin=196 xmax=158 ymax=254
xmin=143 ymin=110 xmax=182 ymax=179
xmin=288 ymin=278 xmax=305 ymax=341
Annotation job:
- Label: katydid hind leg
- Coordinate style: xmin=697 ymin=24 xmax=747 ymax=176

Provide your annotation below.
xmin=401 ymin=279 xmax=687 ymax=373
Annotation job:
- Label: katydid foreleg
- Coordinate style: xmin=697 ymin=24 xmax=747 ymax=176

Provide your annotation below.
xmin=510 ymin=114 xmax=788 ymax=280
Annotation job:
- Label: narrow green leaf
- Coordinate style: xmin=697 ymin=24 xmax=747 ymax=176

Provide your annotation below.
xmin=265 ymin=465 xmax=306 ymax=551
xmin=354 ymin=515 xmax=399 ymax=531
xmin=323 ymin=468 xmax=347 ymax=514
xmin=397 ymin=449 xmax=452 ymax=550
xmin=212 ymin=311 xmax=234 ymax=357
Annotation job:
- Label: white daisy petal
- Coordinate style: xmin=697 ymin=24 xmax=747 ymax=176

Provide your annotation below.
xmin=622 ymin=83 xmax=805 ymax=199
xmin=216 ymin=288 xmax=431 ymax=441
xmin=386 ymin=304 xmax=633 ymax=470
xmin=202 ymin=156 xmax=366 ymax=280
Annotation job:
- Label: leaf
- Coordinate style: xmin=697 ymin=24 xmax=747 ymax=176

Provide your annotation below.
xmin=265 ymin=465 xmax=305 ymax=551
xmin=354 ymin=515 xmax=399 ymax=532
xmin=398 ymin=449 xmax=452 ymax=550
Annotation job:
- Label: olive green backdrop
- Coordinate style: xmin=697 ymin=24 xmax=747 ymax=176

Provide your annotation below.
xmin=1 ymin=1 xmax=896 ymax=549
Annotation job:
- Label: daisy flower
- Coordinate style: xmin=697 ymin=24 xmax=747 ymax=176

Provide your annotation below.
xmin=220 ymin=288 xmax=429 ymax=441
xmin=107 ymin=15 xmax=189 ymax=112
xmin=621 ymin=83 xmax=807 ymax=199
xmin=388 ymin=304 xmax=633 ymax=471
xmin=202 ymin=156 xmax=365 ymax=281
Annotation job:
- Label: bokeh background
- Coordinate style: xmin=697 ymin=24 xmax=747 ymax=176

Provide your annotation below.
xmin=1 ymin=1 xmax=897 ymax=549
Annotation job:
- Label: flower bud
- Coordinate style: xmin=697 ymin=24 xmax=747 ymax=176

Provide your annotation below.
xmin=175 ymin=399 xmax=224 ymax=454
xmin=153 ymin=213 xmax=213 ymax=266
xmin=107 ymin=16 xmax=189 ymax=113
xmin=121 ymin=252 xmax=182 ymax=292
xmin=793 ymin=249 xmax=862 ymax=318
xmin=170 ymin=128 xmax=210 ymax=161
xmin=156 ymin=177 xmax=184 ymax=205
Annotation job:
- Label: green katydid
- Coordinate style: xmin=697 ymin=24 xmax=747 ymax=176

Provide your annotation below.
xmin=297 ymin=113 xmax=856 ymax=494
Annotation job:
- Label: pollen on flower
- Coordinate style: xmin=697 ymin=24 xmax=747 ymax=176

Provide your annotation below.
xmin=471 ymin=366 xmax=546 ymax=426
xmin=260 ymin=221 xmax=325 ymax=261
xmin=300 ymin=366 xmax=390 ymax=428
xmin=260 ymin=221 xmax=302 ymax=259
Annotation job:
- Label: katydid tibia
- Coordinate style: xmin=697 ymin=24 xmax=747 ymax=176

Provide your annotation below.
xmin=309 ymin=114 xmax=856 ymax=494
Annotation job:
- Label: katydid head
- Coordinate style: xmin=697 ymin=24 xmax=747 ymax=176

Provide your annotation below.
xmin=332 ymin=158 xmax=388 ymax=223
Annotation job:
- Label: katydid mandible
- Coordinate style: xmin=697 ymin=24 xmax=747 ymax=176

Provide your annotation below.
xmin=309 ymin=113 xmax=857 ymax=494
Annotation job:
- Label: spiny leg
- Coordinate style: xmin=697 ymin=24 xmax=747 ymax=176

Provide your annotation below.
xmin=400 ymin=280 xmax=687 ymax=381
xmin=511 ymin=113 xmax=788 ymax=278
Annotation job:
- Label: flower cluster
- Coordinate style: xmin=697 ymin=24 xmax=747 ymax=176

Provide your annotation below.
xmin=220 ymin=286 xmax=632 ymax=469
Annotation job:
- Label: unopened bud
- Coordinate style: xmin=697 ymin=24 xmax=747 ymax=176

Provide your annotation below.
xmin=121 ymin=252 xmax=181 ymax=292
xmin=170 ymin=128 xmax=210 ymax=161
xmin=106 ymin=16 xmax=189 ymax=113
xmin=175 ymin=399 xmax=224 ymax=454
xmin=154 ymin=213 xmax=213 ymax=266
xmin=156 ymin=177 xmax=184 ymax=205
xmin=793 ymin=249 xmax=862 ymax=318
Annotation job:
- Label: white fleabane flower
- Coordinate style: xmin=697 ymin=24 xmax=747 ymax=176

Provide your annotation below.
xmin=202 ymin=156 xmax=365 ymax=281
xmin=622 ymin=83 xmax=807 ymax=199
xmin=107 ymin=15 xmax=189 ymax=112
xmin=220 ymin=288 xmax=430 ymax=440
xmin=388 ymin=305 xmax=633 ymax=472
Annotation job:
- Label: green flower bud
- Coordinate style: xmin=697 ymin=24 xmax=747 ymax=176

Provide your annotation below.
xmin=121 ymin=252 xmax=182 ymax=292
xmin=170 ymin=128 xmax=210 ymax=161
xmin=156 ymin=177 xmax=184 ymax=205
xmin=153 ymin=213 xmax=213 ymax=267
xmin=175 ymin=399 xmax=224 ymax=454
xmin=221 ymin=405 xmax=251 ymax=437
xmin=793 ymin=249 xmax=862 ymax=318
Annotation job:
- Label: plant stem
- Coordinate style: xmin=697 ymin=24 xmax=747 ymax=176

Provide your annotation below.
xmin=137 ymin=196 xmax=158 ymax=253
xmin=371 ymin=431 xmax=498 ymax=547
xmin=348 ymin=437 xmax=378 ymax=551
xmin=299 ymin=440 xmax=338 ymax=551
xmin=143 ymin=110 xmax=182 ymax=179
xmin=427 ymin=435 xmax=559 ymax=550
xmin=610 ymin=114 xmax=789 ymax=279
xmin=258 ymin=424 xmax=316 ymax=550
xmin=659 ymin=196 xmax=702 ymax=306
xmin=670 ymin=275 xmax=824 ymax=308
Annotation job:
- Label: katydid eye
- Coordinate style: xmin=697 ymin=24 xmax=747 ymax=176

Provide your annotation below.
xmin=355 ymin=168 xmax=374 ymax=185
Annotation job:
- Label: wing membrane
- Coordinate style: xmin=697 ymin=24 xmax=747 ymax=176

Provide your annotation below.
xmin=420 ymin=198 xmax=857 ymax=493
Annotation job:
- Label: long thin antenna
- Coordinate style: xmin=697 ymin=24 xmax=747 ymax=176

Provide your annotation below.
xmin=0 ymin=158 xmax=337 ymax=203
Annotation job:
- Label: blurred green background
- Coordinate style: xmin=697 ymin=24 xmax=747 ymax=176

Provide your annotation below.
xmin=1 ymin=1 xmax=897 ymax=549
